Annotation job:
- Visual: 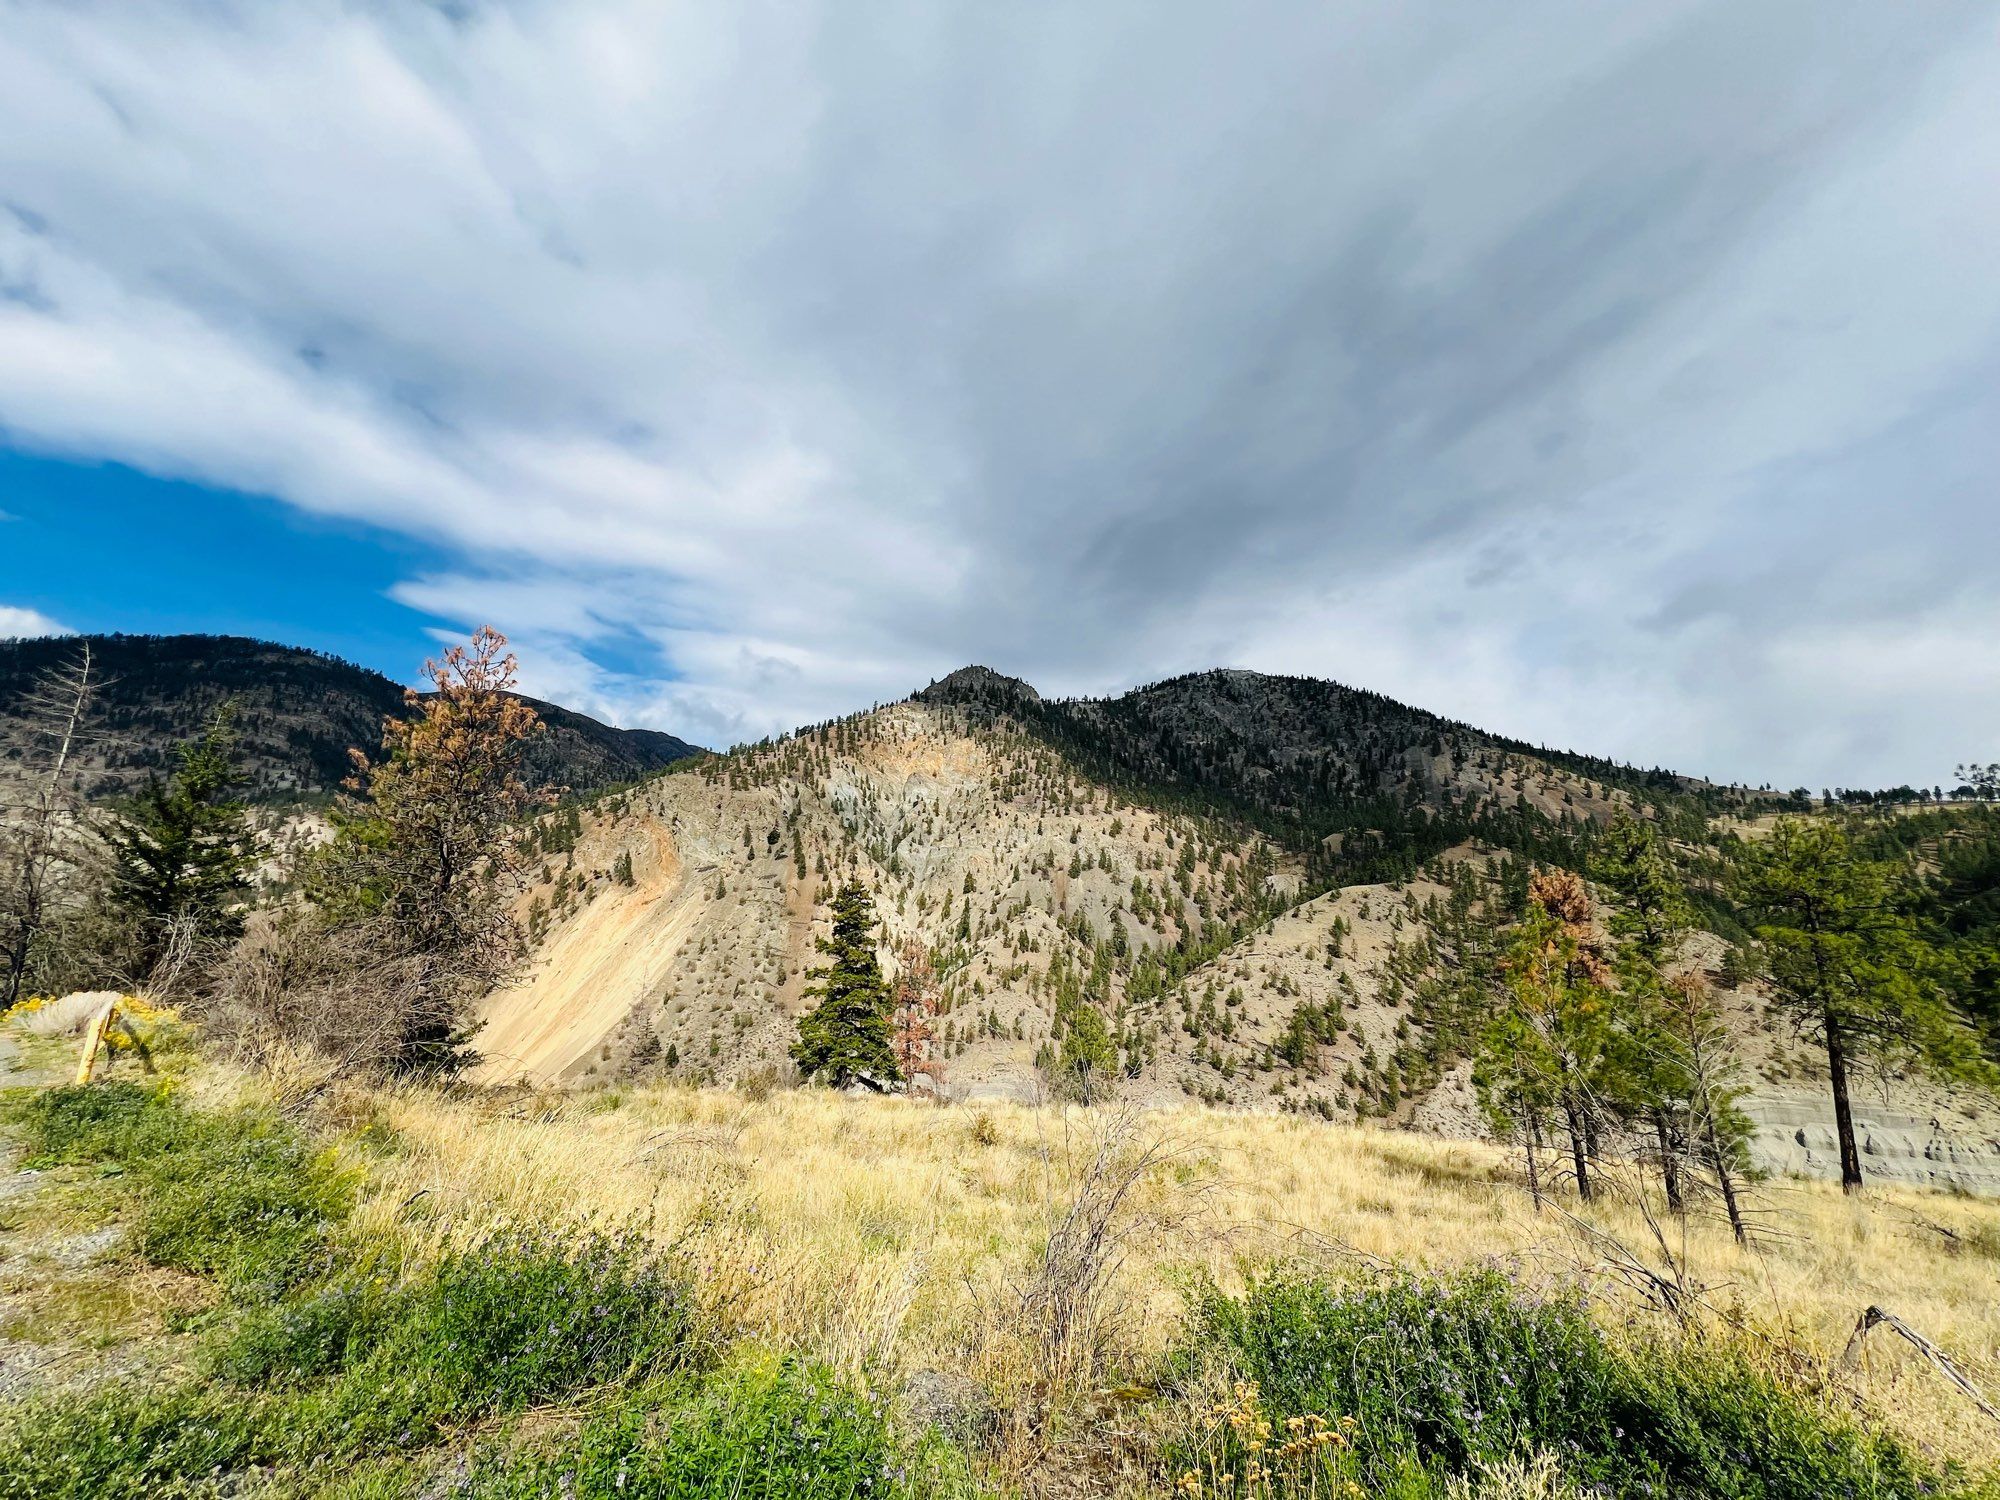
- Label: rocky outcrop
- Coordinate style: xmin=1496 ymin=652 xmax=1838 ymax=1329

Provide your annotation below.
xmin=1745 ymin=1092 xmax=2000 ymax=1195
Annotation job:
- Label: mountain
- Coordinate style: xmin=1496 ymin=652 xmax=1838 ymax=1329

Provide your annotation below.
xmin=921 ymin=664 xmax=1750 ymax=882
xmin=467 ymin=664 xmax=2000 ymax=1189
xmin=0 ymin=633 xmax=701 ymax=801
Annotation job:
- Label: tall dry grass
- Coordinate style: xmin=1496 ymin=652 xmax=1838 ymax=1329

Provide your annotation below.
xmin=283 ymin=1075 xmax=2000 ymax=1478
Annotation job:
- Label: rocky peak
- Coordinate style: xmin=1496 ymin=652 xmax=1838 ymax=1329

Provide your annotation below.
xmin=914 ymin=665 xmax=1042 ymax=708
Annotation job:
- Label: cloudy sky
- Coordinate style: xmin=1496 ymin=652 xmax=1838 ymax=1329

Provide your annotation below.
xmin=1 ymin=1 xmax=1996 ymax=787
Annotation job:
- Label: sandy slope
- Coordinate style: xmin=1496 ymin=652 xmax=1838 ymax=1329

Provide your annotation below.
xmin=471 ymin=830 xmax=699 ymax=1084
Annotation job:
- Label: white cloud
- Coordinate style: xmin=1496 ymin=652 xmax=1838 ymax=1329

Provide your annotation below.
xmin=0 ymin=605 xmax=72 ymax=641
xmin=0 ymin=1 xmax=1996 ymax=779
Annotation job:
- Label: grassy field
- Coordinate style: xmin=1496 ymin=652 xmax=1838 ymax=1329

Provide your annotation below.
xmin=6 ymin=1024 xmax=2000 ymax=1497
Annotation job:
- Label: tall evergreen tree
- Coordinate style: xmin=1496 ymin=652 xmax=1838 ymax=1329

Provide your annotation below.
xmin=1475 ymin=870 xmax=1612 ymax=1201
xmin=1731 ymin=817 xmax=1985 ymax=1192
xmin=792 ymin=881 xmax=900 ymax=1091
xmin=101 ymin=706 xmax=255 ymax=977
xmin=1597 ymin=816 xmax=1750 ymax=1238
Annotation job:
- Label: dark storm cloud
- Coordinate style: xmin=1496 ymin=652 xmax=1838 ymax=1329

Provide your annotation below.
xmin=0 ymin=0 xmax=1996 ymax=780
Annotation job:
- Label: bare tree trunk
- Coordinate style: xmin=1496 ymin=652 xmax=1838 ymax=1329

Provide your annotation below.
xmin=1522 ymin=1104 xmax=1543 ymax=1212
xmin=1706 ymin=1117 xmax=1747 ymax=1245
xmin=1 ymin=644 xmax=94 ymax=1010
xmin=1654 ymin=1109 xmax=1683 ymax=1214
xmin=1824 ymin=1006 xmax=1864 ymax=1193
xmin=1563 ymin=1094 xmax=1593 ymax=1202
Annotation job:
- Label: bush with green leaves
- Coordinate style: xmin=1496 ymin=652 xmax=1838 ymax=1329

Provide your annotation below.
xmin=0 ymin=1080 xmax=710 ymax=1497
xmin=13 ymin=1081 xmax=352 ymax=1293
xmin=459 ymin=1355 xmax=984 ymax=1500
xmin=0 ymin=1224 xmax=708 ymax=1496
xmin=1174 ymin=1268 xmax=1967 ymax=1500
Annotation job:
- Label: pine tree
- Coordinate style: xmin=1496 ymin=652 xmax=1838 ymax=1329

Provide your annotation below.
xmin=1475 ymin=870 xmax=1612 ymax=1201
xmin=1731 ymin=817 xmax=1985 ymax=1192
xmin=1057 ymin=1001 xmax=1118 ymax=1104
xmin=100 ymin=706 xmax=256 ymax=978
xmin=791 ymin=882 xmax=900 ymax=1091
xmin=1597 ymin=816 xmax=1750 ymax=1237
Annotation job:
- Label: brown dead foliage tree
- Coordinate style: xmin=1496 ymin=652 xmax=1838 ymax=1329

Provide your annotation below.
xmin=890 ymin=937 xmax=946 ymax=1096
xmin=218 ymin=627 xmax=546 ymax=1072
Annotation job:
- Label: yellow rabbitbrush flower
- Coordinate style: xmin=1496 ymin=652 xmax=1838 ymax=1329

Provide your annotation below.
xmin=1182 ymin=1380 xmax=1360 ymax=1497
xmin=104 ymin=993 xmax=182 ymax=1052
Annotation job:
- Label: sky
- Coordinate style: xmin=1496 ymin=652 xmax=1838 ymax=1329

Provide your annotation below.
xmin=1 ymin=2 xmax=1997 ymax=787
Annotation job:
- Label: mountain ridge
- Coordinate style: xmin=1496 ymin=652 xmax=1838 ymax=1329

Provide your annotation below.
xmin=0 ymin=632 xmax=701 ymax=801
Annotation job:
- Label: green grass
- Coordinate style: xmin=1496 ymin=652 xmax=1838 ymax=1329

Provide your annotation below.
xmin=1173 ymin=1268 xmax=1981 ymax=1500
xmin=12 ymin=1081 xmax=352 ymax=1294
xmin=0 ymin=1084 xmax=716 ymax=1497
xmin=0 ymin=1084 xmax=975 ymax=1497
xmin=456 ymin=1355 xmax=987 ymax=1500
xmin=0 ymin=1224 xmax=710 ymax=1496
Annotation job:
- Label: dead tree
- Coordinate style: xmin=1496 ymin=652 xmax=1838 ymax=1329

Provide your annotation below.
xmin=0 ymin=643 xmax=97 ymax=1009
xmin=890 ymin=937 xmax=946 ymax=1095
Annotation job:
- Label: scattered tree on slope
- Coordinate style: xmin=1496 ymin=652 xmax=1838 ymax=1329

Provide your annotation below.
xmin=793 ymin=882 xmax=900 ymax=1092
xmin=1731 ymin=817 xmax=1986 ymax=1193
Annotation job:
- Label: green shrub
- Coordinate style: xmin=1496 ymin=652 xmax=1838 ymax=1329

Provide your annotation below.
xmin=209 ymin=1273 xmax=402 ymax=1387
xmin=0 ymin=1084 xmax=707 ymax=1496
xmin=13 ymin=1082 xmax=351 ymax=1293
xmin=0 ymin=1383 xmax=276 ymax=1500
xmin=336 ymin=1223 xmax=707 ymax=1431
xmin=1175 ymin=1268 xmax=1965 ymax=1500
xmin=461 ymin=1356 xmax=984 ymax=1499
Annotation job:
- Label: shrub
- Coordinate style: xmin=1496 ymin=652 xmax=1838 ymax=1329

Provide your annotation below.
xmin=1173 ymin=1269 xmax=1963 ymax=1500
xmin=13 ymin=1082 xmax=351 ymax=1293
xmin=207 ymin=1222 xmax=711 ymax=1462
xmin=0 ymin=1383 xmax=276 ymax=1500
xmin=208 ymin=1271 xmax=402 ymax=1387
xmin=460 ymin=1355 xmax=984 ymax=1499
xmin=366 ymin=1223 xmax=706 ymax=1417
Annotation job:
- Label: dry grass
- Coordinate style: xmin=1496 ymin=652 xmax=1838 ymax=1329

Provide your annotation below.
xmin=299 ymin=1076 xmax=2000 ymax=1478
xmin=6 ymin=991 xmax=115 ymax=1037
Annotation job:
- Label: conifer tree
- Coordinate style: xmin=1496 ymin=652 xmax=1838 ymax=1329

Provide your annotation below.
xmin=1058 ymin=1001 xmax=1118 ymax=1104
xmin=1475 ymin=870 xmax=1612 ymax=1201
xmin=101 ymin=706 xmax=255 ymax=977
xmin=792 ymin=881 xmax=900 ymax=1090
xmin=1731 ymin=817 xmax=1985 ymax=1192
xmin=306 ymin=626 xmax=545 ymax=1071
xmin=1597 ymin=816 xmax=1750 ymax=1237
xmin=890 ymin=936 xmax=945 ymax=1095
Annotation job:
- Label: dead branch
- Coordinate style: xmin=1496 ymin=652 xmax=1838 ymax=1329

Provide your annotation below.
xmin=1840 ymin=1306 xmax=2000 ymax=1426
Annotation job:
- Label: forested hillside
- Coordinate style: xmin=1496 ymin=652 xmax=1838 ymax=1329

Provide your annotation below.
xmin=0 ymin=633 xmax=699 ymax=800
xmin=454 ymin=665 xmax=1999 ymax=1200
xmin=918 ymin=664 xmax=1783 ymax=885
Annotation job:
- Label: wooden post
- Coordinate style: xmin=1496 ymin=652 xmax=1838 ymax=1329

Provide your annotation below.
xmin=73 ymin=995 xmax=120 ymax=1086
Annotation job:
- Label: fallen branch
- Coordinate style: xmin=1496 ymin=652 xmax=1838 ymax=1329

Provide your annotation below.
xmin=1840 ymin=1305 xmax=2000 ymax=1426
